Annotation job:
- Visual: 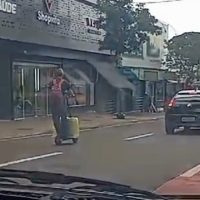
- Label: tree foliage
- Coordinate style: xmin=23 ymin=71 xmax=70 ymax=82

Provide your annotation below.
xmin=96 ymin=0 xmax=161 ymax=58
xmin=168 ymin=32 xmax=200 ymax=65
xmin=165 ymin=32 xmax=200 ymax=84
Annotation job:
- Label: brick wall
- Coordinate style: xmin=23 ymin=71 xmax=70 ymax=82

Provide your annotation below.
xmin=0 ymin=0 xmax=106 ymax=54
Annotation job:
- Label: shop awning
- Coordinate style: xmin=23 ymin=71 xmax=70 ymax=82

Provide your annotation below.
xmin=88 ymin=59 xmax=134 ymax=90
xmin=119 ymin=68 xmax=139 ymax=81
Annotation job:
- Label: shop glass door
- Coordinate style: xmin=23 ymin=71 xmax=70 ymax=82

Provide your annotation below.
xmin=13 ymin=65 xmax=35 ymax=118
xmin=13 ymin=63 xmax=57 ymax=119
xmin=13 ymin=66 xmax=24 ymax=119
xmin=35 ymin=68 xmax=53 ymax=116
xmin=23 ymin=67 xmax=35 ymax=117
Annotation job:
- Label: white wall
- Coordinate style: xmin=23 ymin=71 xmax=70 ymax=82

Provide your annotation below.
xmin=122 ymin=22 xmax=169 ymax=70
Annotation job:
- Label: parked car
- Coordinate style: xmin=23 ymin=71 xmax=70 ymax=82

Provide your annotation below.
xmin=165 ymin=90 xmax=200 ymax=134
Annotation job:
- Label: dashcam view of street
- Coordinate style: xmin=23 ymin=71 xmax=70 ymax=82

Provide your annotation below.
xmin=0 ymin=0 xmax=199 ymax=199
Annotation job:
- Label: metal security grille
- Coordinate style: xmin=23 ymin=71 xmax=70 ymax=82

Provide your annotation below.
xmin=0 ymin=0 xmax=103 ymax=52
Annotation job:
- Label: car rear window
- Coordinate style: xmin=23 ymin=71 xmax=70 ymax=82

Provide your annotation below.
xmin=178 ymin=92 xmax=200 ymax=95
xmin=175 ymin=95 xmax=200 ymax=103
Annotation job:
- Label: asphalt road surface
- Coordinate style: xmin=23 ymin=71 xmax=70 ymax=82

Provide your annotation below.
xmin=1 ymin=119 xmax=200 ymax=192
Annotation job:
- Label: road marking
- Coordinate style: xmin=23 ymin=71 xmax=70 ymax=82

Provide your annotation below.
xmin=180 ymin=164 xmax=200 ymax=177
xmin=124 ymin=133 xmax=154 ymax=141
xmin=0 ymin=152 xmax=63 ymax=168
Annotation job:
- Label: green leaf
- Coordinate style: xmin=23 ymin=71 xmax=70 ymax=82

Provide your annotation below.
xmin=96 ymin=0 xmax=161 ymax=57
xmin=165 ymin=32 xmax=200 ymax=82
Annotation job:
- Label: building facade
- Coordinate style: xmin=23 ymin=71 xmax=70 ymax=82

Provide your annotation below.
xmin=120 ymin=21 xmax=169 ymax=110
xmin=0 ymin=0 xmax=133 ymax=120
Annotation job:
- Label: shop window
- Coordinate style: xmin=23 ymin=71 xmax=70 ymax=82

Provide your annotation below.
xmin=156 ymin=81 xmax=165 ymax=107
xmin=68 ymin=84 xmax=87 ymax=106
xmin=63 ymin=64 xmax=95 ymax=107
xmin=12 ymin=62 xmax=58 ymax=119
xmin=156 ymin=81 xmax=164 ymax=100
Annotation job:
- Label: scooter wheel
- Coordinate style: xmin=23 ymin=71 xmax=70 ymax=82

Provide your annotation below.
xmin=72 ymin=138 xmax=78 ymax=144
xmin=55 ymin=136 xmax=62 ymax=145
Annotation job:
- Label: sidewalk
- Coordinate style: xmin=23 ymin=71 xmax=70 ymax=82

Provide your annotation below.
xmin=0 ymin=112 xmax=164 ymax=140
xmin=156 ymin=165 xmax=200 ymax=197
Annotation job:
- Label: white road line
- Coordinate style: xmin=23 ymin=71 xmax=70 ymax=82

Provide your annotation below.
xmin=0 ymin=152 xmax=63 ymax=168
xmin=124 ymin=133 xmax=154 ymax=141
xmin=180 ymin=164 xmax=200 ymax=177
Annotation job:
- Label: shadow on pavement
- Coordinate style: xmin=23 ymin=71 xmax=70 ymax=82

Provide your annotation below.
xmin=174 ymin=130 xmax=200 ymax=136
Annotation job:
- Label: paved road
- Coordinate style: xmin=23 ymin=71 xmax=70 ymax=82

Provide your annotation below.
xmin=1 ymin=119 xmax=200 ymax=192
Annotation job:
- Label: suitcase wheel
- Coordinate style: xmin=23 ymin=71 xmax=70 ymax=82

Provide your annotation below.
xmin=55 ymin=136 xmax=62 ymax=146
xmin=72 ymin=138 xmax=78 ymax=144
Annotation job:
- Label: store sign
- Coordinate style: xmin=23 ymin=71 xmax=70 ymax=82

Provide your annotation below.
xmin=45 ymin=0 xmax=53 ymax=13
xmin=85 ymin=17 xmax=101 ymax=35
xmin=0 ymin=0 xmax=17 ymax=14
xmin=37 ymin=0 xmax=60 ymax=25
xmin=37 ymin=11 xmax=60 ymax=25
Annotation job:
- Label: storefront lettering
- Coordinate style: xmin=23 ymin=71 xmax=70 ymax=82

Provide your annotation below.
xmin=86 ymin=18 xmax=99 ymax=29
xmin=87 ymin=29 xmax=101 ymax=35
xmin=0 ymin=0 xmax=17 ymax=14
xmin=85 ymin=18 xmax=101 ymax=35
xmin=37 ymin=11 xmax=60 ymax=25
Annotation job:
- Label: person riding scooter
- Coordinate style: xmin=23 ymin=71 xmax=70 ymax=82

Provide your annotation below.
xmin=48 ymin=68 xmax=72 ymax=139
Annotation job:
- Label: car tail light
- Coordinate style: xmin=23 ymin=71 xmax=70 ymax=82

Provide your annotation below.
xmin=168 ymin=98 xmax=176 ymax=107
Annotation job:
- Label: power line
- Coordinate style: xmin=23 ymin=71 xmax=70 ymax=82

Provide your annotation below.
xmin=136 ymin=0 xmax=183 ymax=4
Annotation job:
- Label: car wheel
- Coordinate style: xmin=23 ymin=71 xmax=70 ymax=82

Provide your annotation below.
xmin=165 ymin=122 xmax=175 ymax=135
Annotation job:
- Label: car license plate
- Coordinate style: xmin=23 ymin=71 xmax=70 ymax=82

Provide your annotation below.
xmin=181 ymin=117 xmax=196 ymax=122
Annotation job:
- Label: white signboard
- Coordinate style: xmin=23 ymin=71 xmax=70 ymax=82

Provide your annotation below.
xmin=0 ymin=0 xmax=17 ymax=14
xmin=37 ymin=11 xmax=60 ymax=25
xmin=37 ymin=0 xmax=61 ymax=25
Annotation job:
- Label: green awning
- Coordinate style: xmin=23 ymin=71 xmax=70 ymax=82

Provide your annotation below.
xmin=119 ymin=68 xmax=139 ymax=81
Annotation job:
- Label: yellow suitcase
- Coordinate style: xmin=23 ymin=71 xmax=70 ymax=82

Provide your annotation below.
xmin=55 ymin=117 xmax=80 ymax=145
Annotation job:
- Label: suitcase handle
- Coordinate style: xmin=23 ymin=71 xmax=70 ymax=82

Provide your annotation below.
xmin=64 ymin=96 xmax=72 ymax=117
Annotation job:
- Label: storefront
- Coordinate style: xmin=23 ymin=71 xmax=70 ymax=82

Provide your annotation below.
xmin=142 ymin=69 xmax=165 ymax=109
xmin=0 ymin=42 xmax=64 ymax=119
xmin=119 ymin=66 xmax=166 ymax=110
xmin=12 ymin=62 xmax=58 ymax=119
xmin=164 ymin=72 xmax=183 ymax=99
xmin=0 ymin=0 xmax=133 ymax=120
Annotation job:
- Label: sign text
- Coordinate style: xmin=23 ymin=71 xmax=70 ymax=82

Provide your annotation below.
xmin=37 ymin=11 xmax=60 ymax=25
xmin=0 ymin=0 xmax=17 ymax=14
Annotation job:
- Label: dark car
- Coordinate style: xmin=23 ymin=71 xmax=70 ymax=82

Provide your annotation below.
xmin=165 ymin=90 xmax=200 ymax=134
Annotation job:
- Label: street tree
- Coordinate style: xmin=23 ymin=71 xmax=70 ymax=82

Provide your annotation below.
xmin=164 ymin=32 xmax=200 ymax=86
xmin=96 ymin=0 xmax=161 ymax=66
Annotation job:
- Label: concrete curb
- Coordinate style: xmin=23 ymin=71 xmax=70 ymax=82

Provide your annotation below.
xmin=81 ymin=116 xmax=164 ymax=131
xmin=0 ymin=130 xmax=53 ymax=142
xmin=0 ymin=116 xmax=163 ymax=142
